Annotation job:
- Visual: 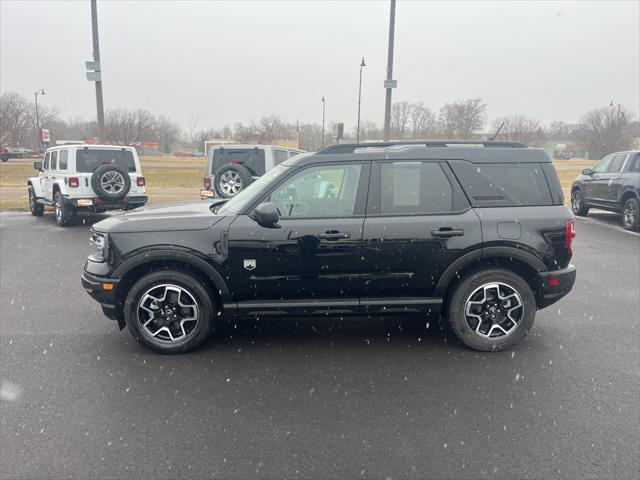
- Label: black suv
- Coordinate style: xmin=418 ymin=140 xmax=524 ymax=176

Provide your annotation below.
xmin=571 ymin=150 xmax=640 ymax=231
xmin=82 ymin=141 xmax=577 ymax=354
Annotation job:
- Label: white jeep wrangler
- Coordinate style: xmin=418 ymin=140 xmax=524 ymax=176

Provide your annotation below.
xmin=27 ymin=144 xmax=148 ymax=226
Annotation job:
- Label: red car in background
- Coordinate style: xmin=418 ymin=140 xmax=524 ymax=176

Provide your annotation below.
xmin=174 ymin=151 xmax=194 ymax=158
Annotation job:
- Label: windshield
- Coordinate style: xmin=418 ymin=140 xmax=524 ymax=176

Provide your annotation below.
xmin=216 ymin=164 xmax=290 ymax=215
xmin=76 ymin=149 xmax=136 ymax=173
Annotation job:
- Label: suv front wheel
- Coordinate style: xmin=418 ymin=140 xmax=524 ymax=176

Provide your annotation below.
xmin=447 ymin=269 xmax=536 ymax=351
xmin=124 ymin=270 xmax=214 ymax=354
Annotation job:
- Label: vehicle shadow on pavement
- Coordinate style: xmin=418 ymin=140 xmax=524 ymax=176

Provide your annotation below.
xmin=40 ymin=210 xmax=112 ymax=227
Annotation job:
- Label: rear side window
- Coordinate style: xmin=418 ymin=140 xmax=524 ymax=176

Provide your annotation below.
xmin=75 ymin=149 xmax=136 ymax=173
xmin=450 ymin=161 xmax=553 ymax=207
xmin=58 ymin=150 xmax=68 ymax=170
xmin=369 ymin=161 xmax=467 ymax=215
xmin=212 ymin=148 xmax=265 ymax=176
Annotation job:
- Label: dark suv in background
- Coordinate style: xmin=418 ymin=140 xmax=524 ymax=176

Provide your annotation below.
xmin=82 ymin=141 xmax=576 ymax=354
xmin=571 ymin=150 xmax=640 ymax=231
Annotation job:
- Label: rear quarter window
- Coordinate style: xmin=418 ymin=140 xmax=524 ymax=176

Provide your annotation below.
xmin=449 ymin=160 xmax=553 ymax=207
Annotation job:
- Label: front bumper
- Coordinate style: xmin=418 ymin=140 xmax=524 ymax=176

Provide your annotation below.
xmin=81 ymin=264 xmax=123 ymax=325
xmin=537 ymin=264 xmax=577 ymax=308
xmin=65 ymin=195 xmax=147 ymax=212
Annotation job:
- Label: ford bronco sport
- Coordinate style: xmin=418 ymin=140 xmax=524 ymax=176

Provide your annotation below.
xmin=28 ymin=144 xmax=147 ymax=226
xmin=82 ymin=141 xmax=576 ymax=354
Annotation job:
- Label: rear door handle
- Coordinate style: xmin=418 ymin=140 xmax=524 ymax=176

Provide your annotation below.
xmin=431 ymin=228 xmax=464 ymax=238
xmin=318 ymin=231 xmax=351 ymax=240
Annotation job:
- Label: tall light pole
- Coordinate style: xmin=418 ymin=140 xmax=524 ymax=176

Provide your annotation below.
xmin=34 ymin=89 xmax=45 ymax=149
xmin=321 ymin=96 xmax=326 ymax=148
xmin=383 ymin=0 xmax=396 ymax=141
xmin=91 ymin=0 xmax=105 ymax=143
xmin=356 ymin=57 xmax=366 ymax=143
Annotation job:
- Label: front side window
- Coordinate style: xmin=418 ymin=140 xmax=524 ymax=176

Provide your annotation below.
xmin=58 ymin=150 xmax=68 ymax=170
xmin=608 ymin=154 xmax=627 ymax=173
xmin=269 ymin=164 xmax=363 ymax=219
xmin=43 ymin=152 xmax=50 ymax=170
xmin=75 ymin=149 xmax=136 ymax=173
xmin=374 ymin=162 xmax=460 ymax=215
xmin=50 ymin=151 xmax=58 ymax=170
xmin=592 ymin=156 xmax=613 ymax=174
xmin=630 ymin=154 xmax=640 ymax=172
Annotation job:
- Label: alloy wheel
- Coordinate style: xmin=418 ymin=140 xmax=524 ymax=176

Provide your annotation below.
xmin=101 ymin=171 xmax=125 ymax=194
xmin=219 ymin=170 xmax=243 ymax=196
xmin=137 ymin=284 xmax=200 ymax=343
xmin=571 ymin=191 xmax=581 ymax=214
xmin=623 ymin=201 xmax=637 ymax=229
xmin=464 ymin=282 xmax=524 ymax=339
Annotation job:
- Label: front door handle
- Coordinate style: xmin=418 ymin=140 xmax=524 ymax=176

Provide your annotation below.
xmin=318 ymin=231 xmax=351 ymax=240
xmin=431 ymin=228 xmax=464 ymax=238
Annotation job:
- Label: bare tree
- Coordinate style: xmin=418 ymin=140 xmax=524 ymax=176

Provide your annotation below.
xmin=105 ymin=108 xmax=156 ymax=145
xmin=438 ymin=98 xmax=486 ymax=139
xmin=546 ymin=120 xmax=577 ymax=141
xmin=0 ymin=91 xmax=59 ymax=148
xmin=490 ymin=115 xmax=544 ymax=145
xmin=574 ymin=106 xmax=636 ymax=159
xmin=390 ymin=101 xmax=412 ymax=138
xmin=155 ymin=115 xmax=181 ymax=153
xmin=408 ymin=102 xmax=437 ymax=139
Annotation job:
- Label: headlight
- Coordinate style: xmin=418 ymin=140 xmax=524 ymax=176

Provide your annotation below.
xmin=89 ymin=232 xmax=108 ymax=262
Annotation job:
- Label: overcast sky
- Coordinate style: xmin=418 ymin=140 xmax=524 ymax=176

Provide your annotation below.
xmin=1 ymin=0 xmax=638 ymax=130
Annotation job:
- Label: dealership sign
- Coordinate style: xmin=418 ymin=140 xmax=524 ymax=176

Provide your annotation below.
xmin=41 ymin=129 xmax=50 ymax=143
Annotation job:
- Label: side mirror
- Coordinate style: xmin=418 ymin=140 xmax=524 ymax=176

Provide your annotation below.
xmin=33 ymin=161 xmax=43 ymax=171
xmin=253 ymin=202 xmax=279 ymax=227
xmin=581 ymin=168 xmax=592 ymax=175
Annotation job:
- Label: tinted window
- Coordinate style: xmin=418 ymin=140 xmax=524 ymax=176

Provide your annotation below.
xmin=43 ymin=152 xmax=50 ymax=170
xmin=76 ymin=149 xmax=136 ymax=173
xmin=630 ymin=154 xmax=640 ymax=172
xmin=269 ymin=164 xmax=362 ymax=218
xmin=592 ymin=156 xmax=612 ymax=173
xmin=450 ymin=161 xmax=553 ymax=207
xmin=273 ymin=150 xmax=288 ymax=165
xmin=373 ymin=162 xmax=461 ymax=215
xmin=58 ymin=150 xmax=68 ymax=170
xmin=608 ymin=154 xmax=626 ymax=173
xmin=50 ymin=151 xmax=57 ymax=170
xmin=212 ymin=148 xmax=265 ymax=175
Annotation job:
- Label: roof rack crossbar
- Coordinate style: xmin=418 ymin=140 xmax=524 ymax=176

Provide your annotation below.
xmin=316 ymin=140 xmax=527 ymax=155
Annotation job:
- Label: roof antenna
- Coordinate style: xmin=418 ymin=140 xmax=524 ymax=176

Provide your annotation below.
xmin=487 ymin=122 xmax=505 ymax=141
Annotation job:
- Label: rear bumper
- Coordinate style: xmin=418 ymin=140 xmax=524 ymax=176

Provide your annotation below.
xmin=537 ymin=264 xmax=576 ymax=308
xmin=65 ymin=195 xmax=147 ymax=212
xmin=81 ymin=266 xmax=122 ymax=323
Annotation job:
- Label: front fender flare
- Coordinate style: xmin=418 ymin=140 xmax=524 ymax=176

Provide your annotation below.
xmin=27 ymin=178 xmax=44 ymax=197
xmin=112 ymin=248 xmax=232 ymax=304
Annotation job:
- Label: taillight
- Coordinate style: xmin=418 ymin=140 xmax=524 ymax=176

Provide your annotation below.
xmin=565 ymin=219 xmax=576 ymax=253
xmin=137 ymin=177 xmax=145 ymax=186
xmin=68 ymin=177 xmax=79 ymax=187
xmin=204 ymin=177 xmax=211 ymax=189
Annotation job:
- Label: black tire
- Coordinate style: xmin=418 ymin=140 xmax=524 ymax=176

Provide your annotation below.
xmin=622 ymin=197 xmax=640 ymax=231
xmin=53 ymin=191 xmax=74 ymax=226
xmin=571 ymin=189 xmax=589 ymax=216
xmin=124 ymin=270 xmax=214 ymax=354
xmin=28 ymin=186 xmax=44 ymax=216
xmin=213 ymin=163 xmax=253 ymax=198
xmin=91 ymin=164 xmax=131 ymax=201
xmin=446 ymin=268 xmax=536 ymax=352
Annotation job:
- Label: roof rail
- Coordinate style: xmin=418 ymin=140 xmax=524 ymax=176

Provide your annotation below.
xmin=316 ymin=140 xmax=527 ymax=155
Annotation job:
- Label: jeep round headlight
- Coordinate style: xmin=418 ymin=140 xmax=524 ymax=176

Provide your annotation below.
xmin=89 ymin=232 xmax=108 ymax=262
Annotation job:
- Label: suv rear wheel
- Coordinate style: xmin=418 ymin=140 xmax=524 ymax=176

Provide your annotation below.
xmin=447 ymin=269 xmax=536 ymax=351
xmin=124 ymin=270 xmax=214 ymax=354
xmin=54 ymin=191 xmax=74 ymax=226
xmin=622 ymin=197 xmax=639 ymax=231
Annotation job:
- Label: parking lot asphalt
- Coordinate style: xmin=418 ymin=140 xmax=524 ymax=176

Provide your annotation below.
xmin=1 ymin=210 xmax=638 ymax=479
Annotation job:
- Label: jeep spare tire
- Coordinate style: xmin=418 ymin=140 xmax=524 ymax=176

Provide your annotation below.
xmin=91 ymin=164 xmax=131 ymax=201
xmin=213 ymin=164 xmax=253 ymax=198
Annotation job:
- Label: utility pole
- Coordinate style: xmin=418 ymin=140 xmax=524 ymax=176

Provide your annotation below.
xmin=34 ymin=89 xmax=45 ymax=149
xmin=321 ymin=96 xmax=326 ymax=147
xmin=356 ymin=57 xmax=366 ymax=143
xmin=91 ymin=0 xmax=105 ymax=143
xmin=383 ymin=0 xmax=396 ymax=141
